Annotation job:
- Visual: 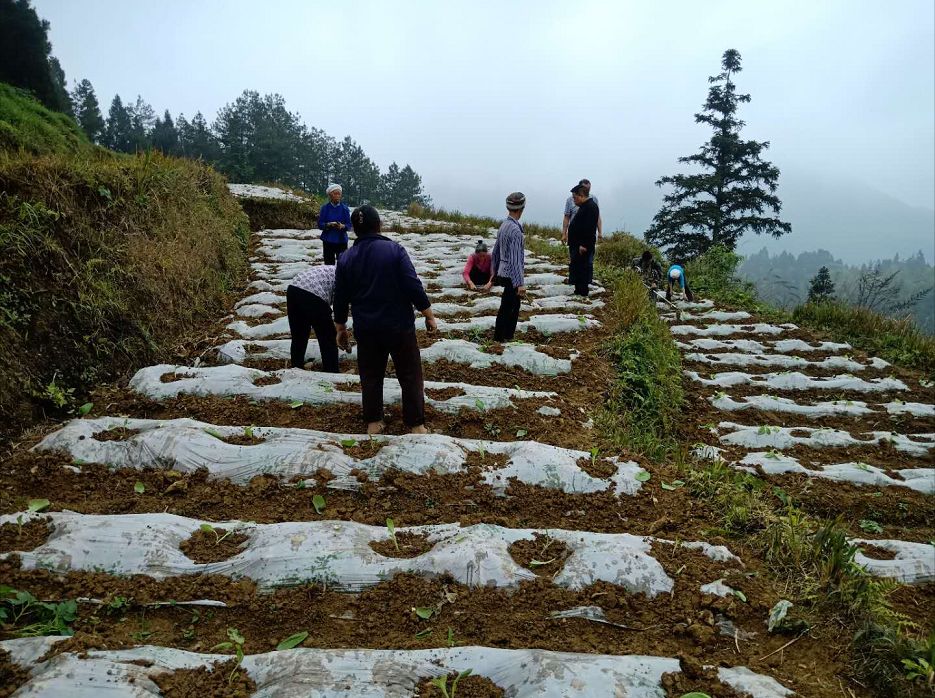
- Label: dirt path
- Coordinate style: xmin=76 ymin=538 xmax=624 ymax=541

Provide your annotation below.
xmin=2 ymin=193 xmax=931 ymax=696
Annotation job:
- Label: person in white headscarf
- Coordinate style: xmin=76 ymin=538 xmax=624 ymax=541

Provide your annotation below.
xmin=317 ymin=184 xmax=353 ymax=264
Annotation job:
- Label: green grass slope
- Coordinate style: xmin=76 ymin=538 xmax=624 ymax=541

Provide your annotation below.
xmin=0 ymin=83 xmax=90 ymax=154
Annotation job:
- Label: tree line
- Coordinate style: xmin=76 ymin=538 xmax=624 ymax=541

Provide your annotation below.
xmin=739 ymin=248 xmax=934 ymax=334
xmin=1 ymin=0 xmax=429 ymax=208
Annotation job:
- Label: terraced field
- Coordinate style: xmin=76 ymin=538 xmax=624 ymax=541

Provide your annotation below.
xmin=1 ymin=189 xmax=931 ymax=696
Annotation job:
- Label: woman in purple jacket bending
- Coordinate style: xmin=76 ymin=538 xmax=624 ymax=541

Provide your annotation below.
xmin=333 ymin=206 xmax=437 ymax=435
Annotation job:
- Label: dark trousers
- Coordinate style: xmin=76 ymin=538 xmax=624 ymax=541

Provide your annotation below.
xmin=494 ymin=276 xmax=521 ymax=341
xmin=468 ymin=267 xmax=489 ymax=286
xmin=569 ymin=247 xmax=591 ymax=297
xmin=286 ymin=285 xmax=339 ymax=371
xmin=323 ymin=241 xmax=348 ymax=265
xmin=356 ymin=329 xmax=425 ymax=427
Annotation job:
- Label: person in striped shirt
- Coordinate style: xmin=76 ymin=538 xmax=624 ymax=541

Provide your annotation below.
xmin=287 ymin=265 xmax=339 ymax=371
xmin=490 ymin=192 xmax=526 ymax=342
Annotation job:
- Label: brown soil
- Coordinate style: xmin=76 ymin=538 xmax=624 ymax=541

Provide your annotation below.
xmin=218 ymin=433 xmax=265 ymax=446
xmin=0 ymin=561 xmax=845 ymax=697
xmin=330 ymin=381 xmax=360 ymax=392
xmin=416 ymin=673 xmax=505 ymax=698
xmin=179 ymin=527 xmax=249 ymax=563
xmin=661 ymin=656 xmax=746 ymax=697
xmin=92 ymin=426 xmax=141 ymax=442
xmin=0 ymin=649 xmax=30 ymax=698
xmin=462 ymin=449 xmax=509 ymax=471
xmin=856 ymin=543 xmax=897 ymax=560
xmin=0 ymin=518 xmax=52 ymax=553
xmin=152 ymin=659 xmax=256 ymax=698
xmin=369 ymin=531 xmax=434 ymax=558
xmin=251 ymin=374 xmax=281 ymax=387
xmin=508 ymin=534 xmax=572 ymax=577
xmin=339 ymin=437 xmax=384 ymax=460
xmin=425 ymin=386 xmax=467 ymax=400
xmin=577 ymin=455 xmax=617 ymax=479
xmin=160 ymin=372 xmax=196 ymax=383
xmin=244 ymin=343 xmax=268 ymax=353
xmin=888 ymin=584 xmax=935 ymax=638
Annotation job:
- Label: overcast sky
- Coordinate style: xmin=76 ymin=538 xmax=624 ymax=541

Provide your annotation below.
xmin=36 ymin=0 xmax=935 ymax=261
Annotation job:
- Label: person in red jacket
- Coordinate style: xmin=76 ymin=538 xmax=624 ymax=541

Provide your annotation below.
xmin=462 ymin=240 xmax=494 ymax=291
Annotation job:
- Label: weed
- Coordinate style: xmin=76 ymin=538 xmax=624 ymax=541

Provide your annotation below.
xmin=212 ymin=627 xmax=246 ymax=683
xmin=429 ymin=669 xmax=473 ymax=698
xmin=276 ymin=631 xmax=308 ymax=650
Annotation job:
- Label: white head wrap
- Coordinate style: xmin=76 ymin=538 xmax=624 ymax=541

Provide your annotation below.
xmin=669 ymin=268 xmax=682 ymax=279
xmin=326 ymin=184 xmax=343 ymax=195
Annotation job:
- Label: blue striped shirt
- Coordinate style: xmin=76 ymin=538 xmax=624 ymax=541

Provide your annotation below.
xmin=491 ymin=217 xmax=525 ymax=288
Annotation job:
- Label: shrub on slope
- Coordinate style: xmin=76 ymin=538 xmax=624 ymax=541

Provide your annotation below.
xmin=0 ymin=83 xmax=89 ymax=154
xmin=0 ymin=148 xmax=249 ymax=427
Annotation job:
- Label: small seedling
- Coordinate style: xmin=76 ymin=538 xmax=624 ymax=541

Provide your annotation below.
xmin=199 ymin=523 xmax=235 ymax=546
xmin=289 ymin=400 xmax=304 ymax=409
xmin=589 ymin=447 xmax=599 ymax=466
xmin=244 ymin=425 xmax=255 ymax=439
xmin=447 ymin=626 xmax=456 ymax=647
xmin=859 ymin=519 xmax=883 ymax=534
xmin=212 ymin=627 xmax=246 ymax=683
xmin=634 ymin=470 xmax=651 ymax=482
xmin=430 ymin=669 xmax=473 ymax=698
xmin=660 ymin=480 xmax=685 ymax=491
xmin=312 ymin=494 xmax=326 ymax=515
xmin=276 ymin=630 xmax=308 ymax=650
xmin=515 ymin=428 xmax=528 ymax=438
xmin=415 ymin=628 xmax=432 ymax=639
xmin=414 ymin=607 xmax=434 ymax=620
xmin=732 ymin=589 xmax=747 ymax=603
xmin=474 ymin=398 xmax=486 ymax=411
xmin=340 ymin=438 xmax=358 ymax=448
xmin=528 ymin=558 xmax=556 ymax=568
xmin=764 ymin=449 xmax=782 ymax=460
xmin=854 ymin=462 xmax=872 ymax=472
xmin=386 ymin=518 xmax=399 ymax=551
xmin=27 ymin=499 xmax=50 ymax=514
xmin=77 ymin=402 xmax=93 ymax=416
xmin=204 ymin=428 xmax=225 ymax=440
xmin=134 ymin=481 xmax=145 ymax=495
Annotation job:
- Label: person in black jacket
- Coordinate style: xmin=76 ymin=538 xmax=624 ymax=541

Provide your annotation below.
xmin=567 ymin=184 xmax=599 ymax=297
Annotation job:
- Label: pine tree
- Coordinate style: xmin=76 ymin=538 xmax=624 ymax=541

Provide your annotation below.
xmin=103 ymin=94 xmax=134 ymax=152
xmin=127 ymin=95 xmax=155 ymax=151
xmin=70 ymin=79 xmax=105 ymax=142
xmin=396 ymin=164 xmax=430 ymax=207
xmin=807 ymin=266 xmax=836 ymax=303
xmin=150 ymin=109 xmax=179 ymax=153
xmin=646 ymin=49 xmax=790 ymax=259
xmin=177 ymin=112 xmax=220 ymax=162
xmin=381 ymin=162 xmax=402 ymax=208
xmin=0 ymin=0 xmax=71 ymax=112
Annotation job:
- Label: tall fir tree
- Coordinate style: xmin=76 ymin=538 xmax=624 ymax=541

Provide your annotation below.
xmin=0 ymin=0 xmax=71 ymax=112
xmin=396 ymin=164 xmax=430 ymax=207
xmin=150 ymin=109 xmax=179 ymax=153
xmin=127 ymin=95 xmax=155 ymax=151
xmin=646 ymin=49 xmax=790 ymax=259
xmin=806 ymin=266 xmax=836 ymax=303
xmin=103 ymin=94 xmax=134 ymax=152
xmin=381 ymin=162 xmax=402 ymax=207
xmin=70 ymin=79 xmax=105 ymax=142
xmin=177 ymin=112 xmax=220 ymax=162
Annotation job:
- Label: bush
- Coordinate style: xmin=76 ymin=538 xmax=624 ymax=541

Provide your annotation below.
xmin=0 ymin=148 xmax=249 ymax=428
xmin=596 ymin=233 xmax=663 ymax=272
xmin=0 ymin=83 xmax=90 ymax=155
xmin=793 ymin=301 xmax=935 ymax=374
xmin=597 ymin=269 xmax=683 ymax=459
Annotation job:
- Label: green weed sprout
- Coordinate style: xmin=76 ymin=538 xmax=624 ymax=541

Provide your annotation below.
xmin=430 ymin=669 xmax=473 ymax=698
xmin=212 ymin=627 xmax=246 ymax=683
xmin=199 ymin=523 xmax=234 ymax=546
xmin=386 ymin=518 xmax=399 ymax=551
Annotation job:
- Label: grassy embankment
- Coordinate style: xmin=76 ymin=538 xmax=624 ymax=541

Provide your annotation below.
xmin=0 ymin=83 xmax=249 ymax=431
xmin=237 ymin=183 xmax=321 ymax=231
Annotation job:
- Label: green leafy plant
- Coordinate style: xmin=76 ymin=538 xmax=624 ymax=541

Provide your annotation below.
xmin=212 ymin=627 xmax=246 ymax=683
xmin=386 ymin=518 xmax=399 ymax=551
xmin=244 ymin=425 xmax=255 ymax=439
xmin=634 ymin=470 xmax=651 ymax=482
xmin=276 ymin=631 xmax=308 ymax=650
xmin=413 ymin=607 xmax=434 ymax=620
xmin=27 ymin=498 xmax=50 ymax=513
xmin=312 ymin=494 xmax=326 ymax=515
xmin=429 ymin=669 xmax=473 ymax=698
xmin=199 ymin=523 xmax=235 ymax=546
xmin=859 ymin=519 xmax=883 ymax=534
xmin=77 ymin=402 xmax=93 ymax=416
xmin=340 ymin=438 xmax=357 ymax=448
xmin=289 ymin=400 xmax=304 ymax=409
xmin=134 ymin=481 xmax=145 ymax=494
xmin=0 ymin=586 xmax=77 ymax=637
xmin=660 ymin=480 xmax=685 ymax=491
xmin=447 ymin=626 xmax=456 ymax=647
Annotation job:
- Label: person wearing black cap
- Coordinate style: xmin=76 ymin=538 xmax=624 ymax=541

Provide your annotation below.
xmin=567 ymin=184 xmax=599 ymax=297
xmin=491 ymin=192 xmax=526 ymax=341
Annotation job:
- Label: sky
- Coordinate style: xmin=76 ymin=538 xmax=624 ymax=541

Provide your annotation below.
xmin=36 ymin=0 xmax=935 ymax=263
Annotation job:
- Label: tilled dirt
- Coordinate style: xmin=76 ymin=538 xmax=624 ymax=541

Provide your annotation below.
xmin=91 ymin=426 xmax=141 ymax=442
xmin=507 ymin=533 xmax=572 ymax=577
xmin=0 ymin=649 xmax=30 ymax=698
xmin=662 ymin=656 xmax=746 ymax=698
xmin=0 ymin=559 xmax=850 ymax=697
xmin=179 ymin=527 xmax=250 ymax=563
xmin=0 ymin=518 xmax=52 ymax=553
xmin=152 ymin=659 xmax=256 ymax=698
xmin=369 ymin=532 xmax=434 ymax=558
xmin=416 ymin=673 xmax=505 ymax=698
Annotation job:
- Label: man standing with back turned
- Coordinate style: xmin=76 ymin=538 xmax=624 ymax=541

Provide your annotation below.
xmin=562 ymin=178 xmax=602 ymax=285
xmin=567 ymin=183 xmax=599 ymax=298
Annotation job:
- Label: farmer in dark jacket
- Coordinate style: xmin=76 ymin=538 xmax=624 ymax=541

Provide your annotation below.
xmin=566 ymin=184 xmax=599 ymax=297
xmin=333 ymin=205 xmax=437 ymax=435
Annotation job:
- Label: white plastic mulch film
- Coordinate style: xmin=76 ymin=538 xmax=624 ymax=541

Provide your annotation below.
xmin=1 ymin=511 xmax=742 ymax=594
xmin=35 ymin=417 xmax=646 ymax=496
xmin=0 ymin=638 xmax=794 ymax=697
xmin=130 ymin=364 xmax=555 ymax=414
